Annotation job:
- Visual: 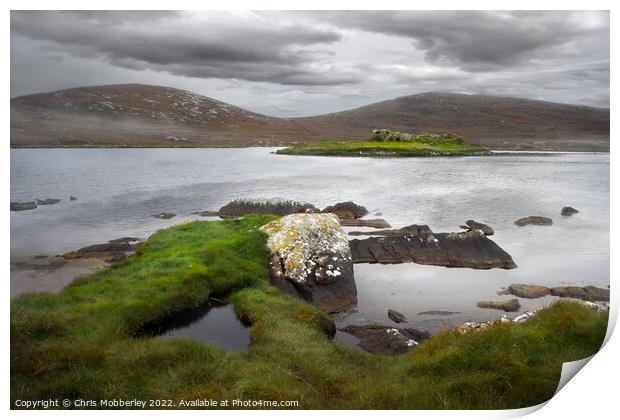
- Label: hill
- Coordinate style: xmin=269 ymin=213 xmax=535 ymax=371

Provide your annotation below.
xmin=10 ymin=84 xmax=610 ymax=151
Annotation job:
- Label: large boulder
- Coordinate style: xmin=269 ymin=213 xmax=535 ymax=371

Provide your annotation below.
xmin=261 ymin=213 xmax=357 ymax=313
xmin=561 ymin=206 xmax=579 ymax=216
xmin=550 ymin=285 xmax=609 ymax=302
xmin=477 ymin=299 xmax=521 ymax=312
xmin=514 ymin=216 xmax=553 ymax=226
xmin=349 ymin=229 xmax=516 ymax=269
xmin=219 ymin=198 xmax=317 ymax=217
xmin=322 ymin=201 xmax=368 ymax=219
xmin=10 ymin=201 xmax=37 ymax=211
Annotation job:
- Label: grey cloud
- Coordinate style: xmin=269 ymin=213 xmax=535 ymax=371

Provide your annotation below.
xmin=10 ymin=10 xmax=357 ymax=86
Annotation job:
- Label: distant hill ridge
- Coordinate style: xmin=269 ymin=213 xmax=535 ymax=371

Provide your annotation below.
xmin=11 ymin=84 xmax=609 ymax=151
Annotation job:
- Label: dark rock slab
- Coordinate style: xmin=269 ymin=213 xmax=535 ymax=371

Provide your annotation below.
xmin=349 ymin=230 xmax=516 ymax=269
xmin=10 ymin=201 xmax=37 ymax=211
xmin=62 ymin=237 xmax=142 ymax=262
xmin=561 ymin=206 xmax=579 ymax=216
xmin=348 ymin=224 xmax=432 ymax=237
xmin=36 ymin=198 xmax=61 ymax=205
xmin=340 ymin=218 xmax=391 ymax=229
xmin=322 ymin=201 xmax=368 ymax=219
xmin=191 ymin=210 xmax=220 ymax=217
xmin=507 ymin=283 xmax=551 ymax=299
xmin=514 ymin=216 xmax=553 ymax=226
xmin=153 ymin=212 xmax=176 ymax=219
xmin=463 ymin=219 xmax=494 ymax=236
xmin=70 ymin=196 xmax=77 ymax=201
xmin=417 ymin=310 xmax=461 ymax=316
xmin=388 ymin=309 xmax=407 ymax=323
xmin=341 ymin=324 xmax=428 ymax=355
xmin=219 ymin=198 xmax=317 ymax=217
xmin=477 ymin=299 xmax=521 ymax=312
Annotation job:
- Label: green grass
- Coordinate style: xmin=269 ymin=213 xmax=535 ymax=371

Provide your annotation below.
xmin=11 ymin=216 xmax=607 ymax=409
xmin=276 ymin=133 xmax=489 ymax=157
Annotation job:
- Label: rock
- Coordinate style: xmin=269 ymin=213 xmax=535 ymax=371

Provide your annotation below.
xmin=62 ymin=238 xmax=142 ymax=262
xmin=70 ymin=196 xmax=77 ymax=201
xmin=514 ymin=216 xmax=553 ymax=226
xmin=339 ymin=218 xmax=391 ymax=229
xmin=191 ymin=210 xmax=220 ymax=217
xmin=348 ymin=224 xmax=432 ymax=237
xmin=261 ymin=213 xmax=357 ymax=313
xmin=322 ymin=201 xmax=368 ymax=219
xmin=580 ymin=301 xmax=609 ymax=312
xmin=403 ymin=328 xmax=431 ymax=342
xmin=417 ymin=310 xmax=461 ymax=316
xmin=506 ymin=283 xmax=551 ymax=299
xmin=10 ymin=201 xmax=37 ymax=211
xmin=463 ymin=220 xmax=494 ymax=236
xmin=36 ymin=198 xmax=61 ymax=205
xmin=349 ymin=229 xmax=516 ymax=269
xmin=550 ymin=285 xmax=609 ymax=302
xmin=153 ymin=212 xmax=176 ymax=219
xmin=388 ymin=309 xmax=407 ymax=323
xmin=219 ymin=198 xmax=317 ymax=217
xmin=561 ymin=206 xmax=579 ymax=216
xmin=477 ymin=299 xmax=521 ymax=312
xmin=341 ymin=324 xmax=426 ymax=355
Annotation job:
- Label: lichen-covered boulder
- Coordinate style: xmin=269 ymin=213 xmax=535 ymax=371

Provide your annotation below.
xmin=219 ymin=197 xmax=317 ymax=217
xmin=261 ymin=213 xmax=357 ymax=313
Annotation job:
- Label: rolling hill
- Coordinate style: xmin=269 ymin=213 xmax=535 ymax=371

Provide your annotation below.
xmin=10 ymin=84 xmax=610 ymax=151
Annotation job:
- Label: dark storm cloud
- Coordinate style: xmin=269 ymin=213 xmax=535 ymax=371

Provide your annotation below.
xmin=10 ymin=10 xmax=357 ymax=86
xmin=317 ymin=10 xmax=609 ymax=71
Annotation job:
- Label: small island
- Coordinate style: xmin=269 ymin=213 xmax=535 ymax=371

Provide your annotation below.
xmin=276 ymin=129 xmax=490 ymax=157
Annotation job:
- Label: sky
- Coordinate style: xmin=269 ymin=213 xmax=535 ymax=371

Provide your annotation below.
xmin=10 ymin=10 xmax=610 ymax=117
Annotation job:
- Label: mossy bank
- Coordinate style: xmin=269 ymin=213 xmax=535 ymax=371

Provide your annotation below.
xmin=11 ymin=216 xmax=607 ymax=409
xmin=276 ymin=131 xmax=489 ymax=157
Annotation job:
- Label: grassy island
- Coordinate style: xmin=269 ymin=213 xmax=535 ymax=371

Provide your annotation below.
xmin=276 ymin=130 xmax=490 ymax=157
xmin=11 ymin=216 xmax=607 ymax=409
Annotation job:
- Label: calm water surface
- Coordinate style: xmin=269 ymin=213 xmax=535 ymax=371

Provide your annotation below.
xmin=11 ymin=148 xmax=610 ymax=340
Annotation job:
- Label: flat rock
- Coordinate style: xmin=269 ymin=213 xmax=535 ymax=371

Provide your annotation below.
xmin=70 ymin=196 xmax=77 ymax=201
xmin=340 ymin=218 xmax=391 ymax=229
xmin=153 ymin=212 xmax=176 ymax=219
xmin=417 ymin=310 xmax=461 ymax=316
xmin=36 ymin=198 xmax=61 ymax=205
xmin=514 ymin=216 xmax=553 ymax=226
xmin=341 ymin=324 xmax=428 ymax=355
xmin=551 ymin=285 xmax=609 ymax=302
xmin=349 ymin=229 xmax=516 ymax=269
xmin=507 ymin=283 xmax=551 ymax=299
xmin=463 ymin=219 xmax=494 ymax=236
xmin=322 ymin=201 xmax=368 ymax=219
xmin=477 ymin=299 xmax=521 ymax=312
xmin=191 ymin=210 xmax=220 ymax=217
xmin=387 ymin=309 xmax=407 ymax=323
xmin=261 ymin=214 xmax=357 ymax=313
xmin=348 ymin=224 xmax=432 ymax=237
xmin=62 ymin=238 xmax=142 ymax=262
xmin=10 ymin=201 xmax=37 ymax=211
xmin=561 ymin=206 xmax=579 ymax=216
xmin=219 ymin=197 xmax=317 ymax=217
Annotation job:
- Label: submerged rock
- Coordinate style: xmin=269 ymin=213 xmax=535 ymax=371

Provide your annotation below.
xmin=387 ymin=309 xmax=407 ymax=323
xmin=417 ymin=310 xmax=461 ymax=316
xmin=348 ymin=224 xmax=432 ymax=237
xmin=70 ymin=196 xmax=77 ymax=201
xmin=261 ymin=213 xmax=357 ymax=313
xmin=10 ymin=201 xmax=37 ymax=211
xmin=153 ymin=212 xmax=176 ymax=219
xmin=341 ymin=324 xmax=429 ymax=355
xmin=514 ymin=216 xmax=553 ymax=226
xmin=477 ymin=299 xmax=521 ymax=312
xmin=36 ymin=198 xmax=61 ymax=205
xmin=339 ymin=218 xmax=391 ymax=229
xmin=506 ymin=283 xmax=551 ymax=299
xmin=463 ymin=220 xmax=494 ymax=236
xmin=561 ymin=206 xmax=579 ymax=216
xmin=349 ymin=229 xmax=516 ymax=269
xmin=322 ymin=201 xmax=368 ymax=219
xmin=219 ymin=197 xmax=317 ymax=217
xmin=191 ymin=210 xmax=220 ymax=217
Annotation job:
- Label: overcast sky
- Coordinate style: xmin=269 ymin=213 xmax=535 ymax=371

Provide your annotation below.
xmin=10 ymin=10 xmax=610 ymax=116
